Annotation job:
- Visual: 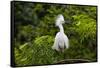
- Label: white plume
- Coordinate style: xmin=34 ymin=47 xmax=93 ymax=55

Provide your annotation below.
xmin=55 ymin=14 xmax=65 ymax=26
xmin=52 ymin=14 xmax=69 ymax=52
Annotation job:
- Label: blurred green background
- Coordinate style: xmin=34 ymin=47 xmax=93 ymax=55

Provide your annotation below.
xmin=13 ymin=1 xmax=97 ymax=66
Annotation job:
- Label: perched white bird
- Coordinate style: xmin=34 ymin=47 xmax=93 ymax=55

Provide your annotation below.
xmin=52 ymin=14 xmax=69 ymax=52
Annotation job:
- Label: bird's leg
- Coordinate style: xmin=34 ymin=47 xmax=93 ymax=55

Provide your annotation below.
xmin=53 ymin=49 xmax=61 ymax=62
xmin=61 ymin=49 xmax=66 ymax=59
xmin=63 ymin=51 xmax=66 ymax=59
xmin=53 ymin=49 xmax=60 ymax=58
xmin=54 ymin=50 xmax=59 ymax=54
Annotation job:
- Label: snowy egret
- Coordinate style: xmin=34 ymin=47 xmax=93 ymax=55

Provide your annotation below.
xmin=52 ymin=14 xmax=69 ymax=52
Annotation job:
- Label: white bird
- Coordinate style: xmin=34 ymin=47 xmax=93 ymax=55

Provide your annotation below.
xmin=52 ymin=14 xmax=69 ymax=52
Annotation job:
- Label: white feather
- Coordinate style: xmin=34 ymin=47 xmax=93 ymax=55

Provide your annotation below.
xmin=52 ymin=14 xmax=69 ymax=52
xmin=55 ymin=14 xmax=65 ymax=26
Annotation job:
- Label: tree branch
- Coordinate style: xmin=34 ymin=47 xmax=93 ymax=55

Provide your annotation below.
xmin=54 ymin=59 xmax=94 ymax=64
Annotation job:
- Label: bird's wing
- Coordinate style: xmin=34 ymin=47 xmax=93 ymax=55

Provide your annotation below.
xmin=64 ymin=34 xmax=69 ymax=48
xmin=52 ymin=38 xmax=60 ymax=51
xmin=52 ymin=32 xmax=61 ymax=51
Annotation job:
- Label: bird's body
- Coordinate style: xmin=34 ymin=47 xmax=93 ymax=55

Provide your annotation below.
xmin=52 ymin=32 xmax=69 ymax=52
xmin=52 ymin=14 xmax=69 ymax=52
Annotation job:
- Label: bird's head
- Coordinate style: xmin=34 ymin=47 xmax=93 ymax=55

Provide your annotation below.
xmin=55 ymin=14 xmax=65 ymax=26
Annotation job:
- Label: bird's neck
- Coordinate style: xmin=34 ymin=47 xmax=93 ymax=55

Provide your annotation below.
xmin=59 ymin=24 xmax=64 ymax=33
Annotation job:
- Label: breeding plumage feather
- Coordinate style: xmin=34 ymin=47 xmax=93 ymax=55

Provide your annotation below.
xmin=52 ymin=14 xmax=69 ymax=52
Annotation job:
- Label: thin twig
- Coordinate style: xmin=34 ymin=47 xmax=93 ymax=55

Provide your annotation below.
xmin=54 ymin=59 xmax=93 ymax=64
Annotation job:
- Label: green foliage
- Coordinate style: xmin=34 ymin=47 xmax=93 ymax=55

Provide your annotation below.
xmin=34 ymin=35 xmax=54 ymax=46
xmin=13 ymin=2 xmax=97 ymax=66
